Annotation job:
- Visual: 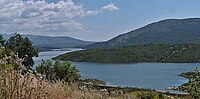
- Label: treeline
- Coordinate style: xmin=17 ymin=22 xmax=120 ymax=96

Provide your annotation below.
xmin=54 ymin=43 xmax=200 ymax=63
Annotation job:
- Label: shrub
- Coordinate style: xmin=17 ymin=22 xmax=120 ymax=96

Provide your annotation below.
xmin=36 ymin=60 xmax=80 ymax=82
xmin=158 ymin=93 xmax=164 ymax=99
xmin=136 ymin=92 xmax=156 ymax=99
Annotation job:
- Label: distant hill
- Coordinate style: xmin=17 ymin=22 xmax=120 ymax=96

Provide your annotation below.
xmin=86 ymin=18 xmax=200 ymax=49
xmin=2 ymin=34 xmax=94 ymax=51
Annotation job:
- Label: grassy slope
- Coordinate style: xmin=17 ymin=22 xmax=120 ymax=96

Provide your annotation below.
xmin=54 ymin=43 xmax=200 ymax=63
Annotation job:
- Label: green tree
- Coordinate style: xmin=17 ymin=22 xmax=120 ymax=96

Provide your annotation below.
xmin=36 ymin=60 xmax=80 ymax=82
xmin=5 ymin=33 xmax=38 ymax=70
xmin=0 ymin=35 xmax=5 ymax=46
xmin=36 ymin=60 xmax=55 ymax=80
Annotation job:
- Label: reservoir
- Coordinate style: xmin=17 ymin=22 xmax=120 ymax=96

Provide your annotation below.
xmin=33 ymin=49 xmax=200 ymax=93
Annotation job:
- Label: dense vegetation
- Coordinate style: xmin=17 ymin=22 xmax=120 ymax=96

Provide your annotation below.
xmin=36 ymin=60 xmax=80 ymax=82
xmin=54 ymin=43 xmax=200 ymax=63
xmin=86 ymin=18 xmax=200 ymax=49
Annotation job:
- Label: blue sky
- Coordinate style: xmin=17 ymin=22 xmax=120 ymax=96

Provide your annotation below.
xmin=1 ymin=0 xmax=200 ymax=41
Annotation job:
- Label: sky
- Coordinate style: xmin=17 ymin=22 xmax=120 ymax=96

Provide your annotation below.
xmin=1 ymin=0 xmax=200 ymax=41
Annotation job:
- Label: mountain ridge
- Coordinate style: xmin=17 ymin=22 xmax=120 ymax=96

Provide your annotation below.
xmin=86 ymin=18 xmax=200 ymax=49
xmin=2 ymin=34 xmax=94 ymax=51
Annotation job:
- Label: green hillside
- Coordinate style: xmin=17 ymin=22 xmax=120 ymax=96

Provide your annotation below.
xmin=54 ymin=43 xmax=200 ymax=63
xmin=86 ymin=18 xmax=200 ymax=49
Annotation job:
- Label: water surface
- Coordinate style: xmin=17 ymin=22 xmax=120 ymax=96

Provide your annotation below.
xmin=74 ymin=62 xmax=199 ymax=92
xmin=33 ymin=49 xmax=199 ymax=93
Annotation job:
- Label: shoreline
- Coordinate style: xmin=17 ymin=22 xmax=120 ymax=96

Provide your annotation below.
xmin=81 ymin=81 xmax=189 ymax=97
xmin=81 ymin=78 xmax=189 ymax=95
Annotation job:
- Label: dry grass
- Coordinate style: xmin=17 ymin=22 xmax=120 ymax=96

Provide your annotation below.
xmin=0 ymin=54 xmax=109 ymax=99
xmin=0 ymin=68 xmax=109 ymax=99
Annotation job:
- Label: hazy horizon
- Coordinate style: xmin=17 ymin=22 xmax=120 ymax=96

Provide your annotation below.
xmin=1 ymin=0 xmax=200 ymax=41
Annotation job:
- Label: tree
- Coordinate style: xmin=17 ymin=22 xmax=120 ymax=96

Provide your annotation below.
xmin=54 ymin=61 xmax=80 ymax=82
xmin=36 ymin=60 xmax=80 ymax=82
xmin=5 ymin=33 xmax=38 ymax=70
xmin=36 ymin=60 xmax=55 ymax=80
xmin=0 ymin=35 xmax=5 ymax=46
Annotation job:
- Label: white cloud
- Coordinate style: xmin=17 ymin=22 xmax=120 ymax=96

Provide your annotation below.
xmin=0 ymin=0 xmax=119 ymax=35
xmin=101 ymin=3 xmax=119 ymax=12
xmin=84 ymin=3 xmax=119 ymax=16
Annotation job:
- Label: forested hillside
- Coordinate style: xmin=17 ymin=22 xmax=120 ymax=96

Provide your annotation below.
xmin=55 ymin=43 xmax=200 ymax=63
xmin=87 ymin=18 xmax=200 ymax=49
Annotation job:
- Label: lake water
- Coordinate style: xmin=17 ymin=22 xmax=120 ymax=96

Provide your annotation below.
xmin=33 ymin=48 xmax=200 ymax=93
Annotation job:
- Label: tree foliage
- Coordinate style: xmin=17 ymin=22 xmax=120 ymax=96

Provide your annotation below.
xmin=36 ymin=60 xmax=80 ymax=82
xmin=5 ymin=33 xmax=38 ymax=69
xmin=187 ymin=68 xmax=200 ymax=99
xmin=136 ymin=92 xmax=155 ymax=99
xmin=0 ymin=35 xmax=5 ymax=46
xmin=54 ymin=43 xmax=200 ymax=63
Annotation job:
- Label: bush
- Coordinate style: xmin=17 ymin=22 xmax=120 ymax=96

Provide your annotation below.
xmin=36 ymin=60 xmax=80 ymax=82
xmin=136 ymin=92 xmax=155 ymax=99
xmin=158 ymin=93 xmax=164 ymax=99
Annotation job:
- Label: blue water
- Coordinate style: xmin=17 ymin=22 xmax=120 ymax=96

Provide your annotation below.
xmin=33 ymin=48 xmax=82 ymax=69
xmin=74 ymin=62 xmax=199 ymax=91
xmin=33 ymin=49 xmax=200 ymax=93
